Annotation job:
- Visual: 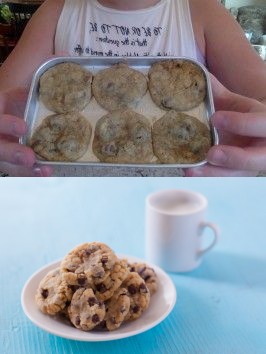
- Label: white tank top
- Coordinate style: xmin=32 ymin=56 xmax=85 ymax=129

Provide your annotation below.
xmin=55 ymin=0 xmax=204 ymax=63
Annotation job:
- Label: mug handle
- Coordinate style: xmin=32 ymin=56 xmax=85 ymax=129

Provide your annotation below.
xmin=198 ymin=222 xmax=219 ymax=257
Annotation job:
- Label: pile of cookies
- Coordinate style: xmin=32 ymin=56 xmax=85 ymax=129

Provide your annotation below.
xmin=30 ymin=59 xmax=211 ymax=164
xmin=35 ymin=242 xmax=157 ymax=332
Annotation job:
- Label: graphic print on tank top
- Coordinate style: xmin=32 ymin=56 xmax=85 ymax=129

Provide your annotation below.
xmin=55 ymin=0 xmax=198 ymax=60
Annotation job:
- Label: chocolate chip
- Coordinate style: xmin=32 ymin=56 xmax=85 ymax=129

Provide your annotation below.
xmin=77 ymin=277 xmax=86 ymax=285
xmin=101 ymin=255 xmax=109 ymax=264
xmin=128 ymin=285 xmax=137 ymax=295
xmin=132 ymin=305 xmax=140 ymax=313
xmin=110 ymin=316 xmax=116 ymax=324
xmin=139 ymin=283 xmax=148 ymax=293
xmin=130 ymin=266 xmax=135 ymax=272
xmin=144 ymin=275 xmax=151 ymax=282
xmin=88 ymin=297 xmax=97 ymax=306
xmin=41 ymin=289 xmax=49 ymax=299
xmin=75 ymin=316 xmax=81 ymax=326
xmin=66 ymin=300 xmax=71 ymax=307
xmin=138 ymin=267 xmax=146 ymax=275
xmin=92 ymin=314 xmax=100 ymax=324
xmin=96 ymin=283 xmax=107 ymax=293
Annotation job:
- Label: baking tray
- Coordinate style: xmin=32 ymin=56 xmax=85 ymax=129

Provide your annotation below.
xmin=21 ymin=56 xmax=218 ymax=168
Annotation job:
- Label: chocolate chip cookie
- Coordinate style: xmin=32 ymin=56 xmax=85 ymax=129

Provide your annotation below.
xmin=60 ymin=242 xmax=118 ymax=287
xmin=148 ymin=59 xmax=206 ymax=111
xmin=35 ymin=268 xmax=73 ymax=315
xmin=92 ymin=258 xmax=129 ymax=301
xmin=68 ymin=288 xmax=106 ymax=331
xmin=104 ymin=287 xmax=130 ymax=331
xmin=152 ymin=111 xmax=212 ymax=163
xmin=129 ymin=263 xmax=158 ymax=296
xmin=30 ymin=113 xmax=92 ymax=161
xmin=92 ymin=109 xmax=153 ymax=163
xmin=39 ymin=62 xmax=93 ymax=113
xmin=92 ymin=63 xmax=147 ymax=111
xmin=122 ymin=272 xmax=150 ymax=321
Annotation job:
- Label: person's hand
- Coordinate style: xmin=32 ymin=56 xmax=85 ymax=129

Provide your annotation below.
xmin=186 ymin=75 xmax=266 ymax=177
xmin=0 ymin=88 xmax=52 ymax=176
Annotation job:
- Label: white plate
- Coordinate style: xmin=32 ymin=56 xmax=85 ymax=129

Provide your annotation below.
xmin=21 ymin=255 xmax=177 ymax=342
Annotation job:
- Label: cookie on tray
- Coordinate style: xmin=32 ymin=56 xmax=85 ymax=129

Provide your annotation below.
xmin=104 ymin=287 xmax=131 ymax=331
xmin=39 ymin=62 xmax=93 ymax=113
xmin=148 ymin=59 xmax=206 ymax=111
xmin=30 ymin=113 xmax=91 ymax=162
xmin=152 ymin=111 xmax=211 ymax=164
xmin=129 ymin=262 xmax=158 ymax=296
xmin=35 ymin=267 xmax=73 ymax=315
xmin=92 ymin=109 xmax=154 ymax=163
xmin=68 ymin=288 xmax=106 ymax=331
xmin=60 ymin=242 xmax=118 ymax=287
xmin=92 ymin=63 xmax=147 ymax=111
xmin=122 ymin=272 xmax=150 ymax=321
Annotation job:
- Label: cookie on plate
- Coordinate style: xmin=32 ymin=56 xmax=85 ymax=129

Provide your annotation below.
xmin=148 ymin=59 xmax=206 ymax=111
xmin=122 ymin=272 xmax=150 ymax=321
xmin=39 ymin=62 xmax=93 ymax=113
xmin=152 ymin=111 xmax=211 ymax=164
xmin=30 ymin=113 xmax=91 ymax=161
xmin=92 ymin=109 xmax=154 ymax=163
xmin=68 ymin=288 xmax=106 ymax=331
xmin=60 ymin=242 xmax=118 ymax=287
xmin=92 ymin=63 xmax=147 ymax=111
xmin=104 ymin=287 xmax=131 ymax=331
xmin=93 ymin=259 xmax=129 ymax=301
xmin=129 ymin=262 xmax=158 ymax=296
xmin=35 ymin=268 xmax=73 ymax=315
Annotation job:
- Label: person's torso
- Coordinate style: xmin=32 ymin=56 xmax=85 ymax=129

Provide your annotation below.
xmin=55 ymin=0 xmax=204 ymax=62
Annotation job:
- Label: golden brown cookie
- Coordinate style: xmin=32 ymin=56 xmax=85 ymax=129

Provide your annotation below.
xmin=129 ymin=262 xmax=158 ymax=296
xmin=93 ymin=259 xmax=130 ymax=301
xmin=39 ymin=62 xmax=92 ymax=113
xmin=122 ymin=272 xmax=150 ymax=321
xmin=35 ymin=268 xmax=73 ymax=315
xmin=148 ymin=59 xmax=206 ymax=111
xmin=93 ymin=109 xmax=153 ymax=163
xmin=60 ymin=242 xmax=118 ymax=287
xmin=104 ymin=287 xmax=130 ymax=331
xmin=30 ymin=113 xmax=91 ymax=161
xmin=152 ymin=111 xmax=211 ymax=164
xmin=68 ymin=288 xmax=106 ymax=331
xmin=92 ymin=63 xmax=147 ymax=111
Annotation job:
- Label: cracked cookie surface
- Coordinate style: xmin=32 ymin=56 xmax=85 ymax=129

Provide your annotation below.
xmin=39 ymin=62 xmax=92 ymax=113
xmin=92 ymin=63 xmax=147 ymax=111
xmin=68 ymin=288 xmax=106 ymax=331
xmin=30 ymin=113 xmax=91 ymax=161
xmin=60 ymin=242 xmax=117 ymax=287
xmin=93 ymin=109 xmax=153 ymax=163
xmin=148 ymin=59 xmax=206 ymax=111
xmin=35 ymin=267 xmax=73 ymax=315
xmin=152 ymin=111 xmax=211 ymax=163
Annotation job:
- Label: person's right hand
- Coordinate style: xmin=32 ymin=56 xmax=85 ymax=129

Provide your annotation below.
xmin=0 ymin=88 xmax=52 ymax=176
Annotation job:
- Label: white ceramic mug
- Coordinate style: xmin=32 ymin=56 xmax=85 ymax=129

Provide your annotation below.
xmin=145 ymin=189 xmax=219 ymax=272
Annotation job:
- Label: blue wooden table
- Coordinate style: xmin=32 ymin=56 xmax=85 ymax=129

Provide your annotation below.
xmin=1 ymin=177 xmax=266 ymax=354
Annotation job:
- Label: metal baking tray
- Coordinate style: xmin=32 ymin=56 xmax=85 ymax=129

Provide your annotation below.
xmin=21 ymin=56 xmax=218 ymax=168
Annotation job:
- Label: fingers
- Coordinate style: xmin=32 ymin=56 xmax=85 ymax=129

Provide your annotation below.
xmin=0 ymin=139 xmax=36 ymax=167
xmin=0 ymin=161 xmax=53 ymax=177
xmin=212 ymin=111 xmax=266 ymax=137
xmin=206 ymin=145 xmax=266 ymax=171
xmin=185 ymin=164 xmax=256 ymax=177
xmin=0 ymin=115 xmax=27 ymax=137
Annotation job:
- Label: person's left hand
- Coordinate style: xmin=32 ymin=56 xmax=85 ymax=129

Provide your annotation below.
xmin=186 ymin=75 xmax=266 ymax=177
